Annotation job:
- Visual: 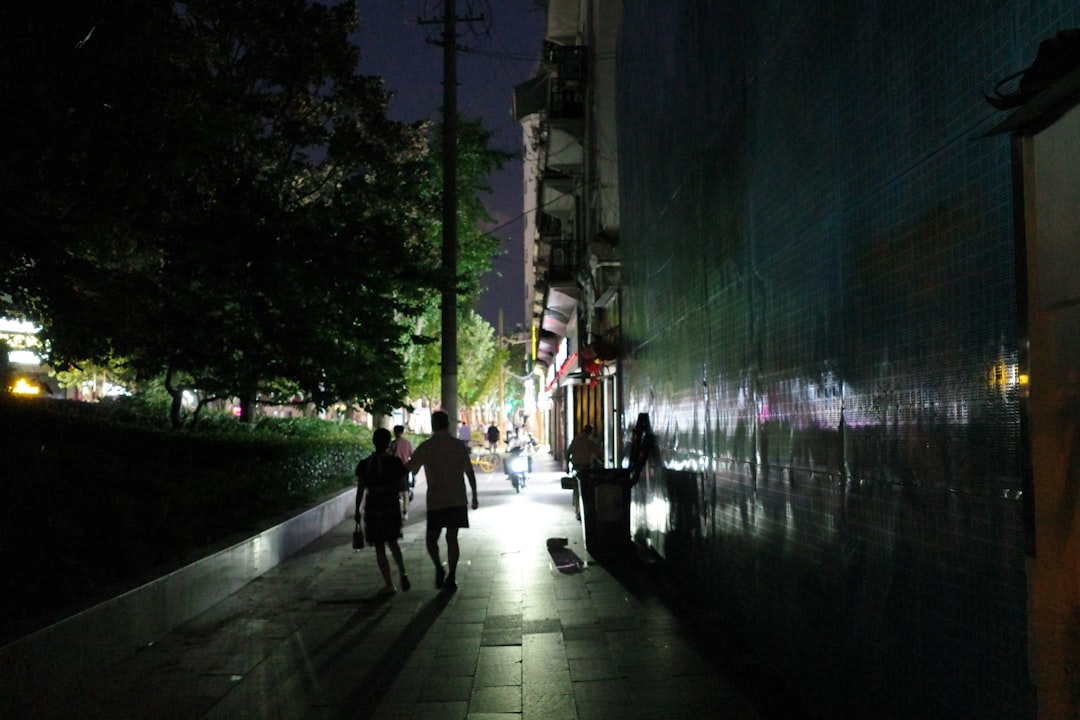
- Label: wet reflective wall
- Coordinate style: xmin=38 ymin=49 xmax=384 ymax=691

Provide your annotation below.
xmin=614 ymin=3 xmax=1080 ymax=718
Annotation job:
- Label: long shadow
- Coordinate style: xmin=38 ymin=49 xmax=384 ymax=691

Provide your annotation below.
xmin=338 ymin=590 xmax=455 ymax=718
xmin=601 ymin=547 xmax=820 ymax=720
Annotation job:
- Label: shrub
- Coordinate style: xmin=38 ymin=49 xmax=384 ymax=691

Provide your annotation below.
xmin=0 ymin=395 xmax=370 ymax=642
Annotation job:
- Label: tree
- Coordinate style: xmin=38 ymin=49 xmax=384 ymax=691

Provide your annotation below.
xmin=425 ymin=116 xmax=514 ymax=302
xmin=457 ymin=310 xmax=503 ymax=410
xmin=52 ymin=356 xmax=135 ymax=401
xmin=395 ymin=115 xmax=512 ymax=417
xmin=2 ymin=3 xmax=514 ymax=428
xmin=401 ymin=306 xmax=442 ymax=409
xmin=1 ymin=1 xmax=182 ymax=341
xmin=3 ymin=1 xmax=439 ymax=425
xmin=402 ymin=307 xmax=503 ymax=414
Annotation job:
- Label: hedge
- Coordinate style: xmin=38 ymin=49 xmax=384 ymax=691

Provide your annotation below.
xmin=0 ymin=396 xmax=369 ymax=643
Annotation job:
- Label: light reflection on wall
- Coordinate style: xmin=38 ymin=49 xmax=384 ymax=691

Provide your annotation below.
xmin=644 ymin=495 xmax=670 ymax=536
xmin=615 ymin=2 xmax=1033 ymax=715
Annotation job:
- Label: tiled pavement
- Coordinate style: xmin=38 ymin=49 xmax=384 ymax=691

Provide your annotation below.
xmin=47 ymin=454 xmax=797 ymax=720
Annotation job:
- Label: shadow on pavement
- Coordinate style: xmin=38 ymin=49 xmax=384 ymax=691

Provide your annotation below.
xmin=342 ymin=589 xmax=455 ymax=718
xmin=600 ymin=546 xmax=821 ymax=720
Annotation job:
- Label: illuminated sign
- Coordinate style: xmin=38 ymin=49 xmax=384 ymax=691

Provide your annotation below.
xmin=12 ymin=378 xmax=41 ymax=395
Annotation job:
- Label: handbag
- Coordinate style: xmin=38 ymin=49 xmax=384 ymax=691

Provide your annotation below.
xmin=352 ymin=520 xmax=365 ymax=550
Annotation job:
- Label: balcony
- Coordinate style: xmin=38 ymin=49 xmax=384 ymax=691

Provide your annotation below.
xmin=549 ymin=78 xmax=585 ymax=121
xmin=513 ymin=43 xmax=586 ymax=125
xmin=540 ymin=124 xmax=584 ymax=174
xmin=545 ymin=238 xmax=576 ymax=284
xmin=543 ymin=42 xmax=586 ymax=80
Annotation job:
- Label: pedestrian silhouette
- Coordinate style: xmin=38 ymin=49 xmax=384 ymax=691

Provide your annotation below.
xmin=406 ymin=411 xmax=479 ymax=592
xmin=390 ymin=425 xmax=414 ymax=502
xmin=356 ymin=428 xmax=411 ymax=594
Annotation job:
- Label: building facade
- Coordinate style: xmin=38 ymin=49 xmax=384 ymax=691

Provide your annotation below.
xmin=516 ymin=0 xmax=622 ymax=465
xmin=523 ymin=2 xmax=1080 ymax=718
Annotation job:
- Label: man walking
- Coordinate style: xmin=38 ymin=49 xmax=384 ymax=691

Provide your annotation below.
xmin=406 ymin=411 xmax=479 ymax=592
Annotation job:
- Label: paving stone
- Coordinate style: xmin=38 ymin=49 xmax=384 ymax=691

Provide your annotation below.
xmin=29 ymin=460 xmax=790 ymax=720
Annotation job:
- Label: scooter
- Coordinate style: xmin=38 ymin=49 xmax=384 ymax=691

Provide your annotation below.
xmin=504 ymin=445 xmax=531 ymax=492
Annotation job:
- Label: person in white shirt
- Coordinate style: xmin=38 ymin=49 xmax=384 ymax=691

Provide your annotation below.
xmin=406 ymin=411 xmax=479 ymax=592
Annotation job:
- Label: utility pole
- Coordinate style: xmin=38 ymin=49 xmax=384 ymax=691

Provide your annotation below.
xmin=498 ymin=308 xmax=505 ymax=428
xmin=419 ymin=0 xmax=483 ymax=432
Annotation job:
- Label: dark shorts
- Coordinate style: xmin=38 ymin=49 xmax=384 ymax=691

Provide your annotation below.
xmin=427 ymin=505 xmax=470 ymax=530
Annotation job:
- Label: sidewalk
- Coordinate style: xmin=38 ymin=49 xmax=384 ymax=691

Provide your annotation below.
xmin=38 ymin=454 xmax=792 ymax=720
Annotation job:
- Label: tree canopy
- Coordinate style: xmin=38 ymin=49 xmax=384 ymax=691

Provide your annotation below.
xmin=402 ymin=306 xmax=504 ymax=414
xmin=2 ymin=1 xmax=509 ymax=426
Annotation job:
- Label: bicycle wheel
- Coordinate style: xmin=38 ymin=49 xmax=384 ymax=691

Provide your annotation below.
xmin=477 ymin=454 xmax=497 ymax=473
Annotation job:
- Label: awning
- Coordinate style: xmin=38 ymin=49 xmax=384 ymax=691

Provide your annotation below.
xmin=546 ymin=349 xmax=614 ymax=390
xmin=546 ymin=351 xmax=579 ymax=390
xmin=514 ymin=73 xmax=549 ymax=121
xmin=534 ymin=285 xmax=578 ymax=370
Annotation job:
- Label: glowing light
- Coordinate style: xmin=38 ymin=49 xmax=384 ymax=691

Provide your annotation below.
xmin=0 ymin=318 xmax=40 ymax=334
xmin=988 ymin=358 xmax=1020 ymax=392
xmin=12 ymin=378 xmax=41 ymax=395
xmin=8 ymin=350 xmax=40 ymax=365
xmin=645 ymin=495 xmax=670 ymax=534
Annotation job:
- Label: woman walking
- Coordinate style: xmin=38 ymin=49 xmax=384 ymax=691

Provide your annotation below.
xmin=356 ymin=428 xmax=411 ymax=594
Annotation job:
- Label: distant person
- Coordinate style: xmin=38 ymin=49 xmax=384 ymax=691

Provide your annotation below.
xmin=356 ymin=428 xmax=411 ymax=594
xmin=406 ymin=411 xmax=479 ymax=592
xmin=486 ymin=423 xmax=500 ymax=452
xmin=390 ymin=425 xmax=414 ymax=502
xmin=457 ymin=418 xmax=471 ymax=447
xmin=567 ymin=424 xmax=602 ymax=520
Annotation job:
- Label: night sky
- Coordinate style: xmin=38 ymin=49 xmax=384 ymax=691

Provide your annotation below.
xmin=354 ymin=2 xmax=546 ymax=332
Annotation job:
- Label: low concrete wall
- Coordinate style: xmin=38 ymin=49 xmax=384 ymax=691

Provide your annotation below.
xmin=0 ymin=486 xmax=355 ymax=713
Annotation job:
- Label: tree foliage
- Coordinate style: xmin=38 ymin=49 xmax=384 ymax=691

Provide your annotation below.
xmin=458 ymin=314 xmax=504 ymax=409
xmin=402 ymin=307 xmax=504 ymax=412
xmin=2 ymin=1 xmax=450 ymax=425
xmin=396 ymin=117 xmax=512 ymax=417
xmin=425 ymin=116 xmax=513 ymax=303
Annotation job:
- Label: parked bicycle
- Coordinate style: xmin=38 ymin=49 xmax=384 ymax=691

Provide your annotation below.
xmin=470 ymin=451 xmax=500 ymax=473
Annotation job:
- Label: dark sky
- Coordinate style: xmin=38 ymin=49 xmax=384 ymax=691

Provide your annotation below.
xmin=354 ymin=2 xmax=545 ymax=333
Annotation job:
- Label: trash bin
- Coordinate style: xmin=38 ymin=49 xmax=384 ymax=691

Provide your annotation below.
xmin=576 ymin=468 xmax=636 ymax=559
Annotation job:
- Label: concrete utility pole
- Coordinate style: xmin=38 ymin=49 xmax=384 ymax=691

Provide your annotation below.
xmin=498 ymin=308 xmax=505 ymax=426
xmin=441 ymin=0 xmax=459 ymax=430
xmin=420 ymin=0 xmax=483 ymax=432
